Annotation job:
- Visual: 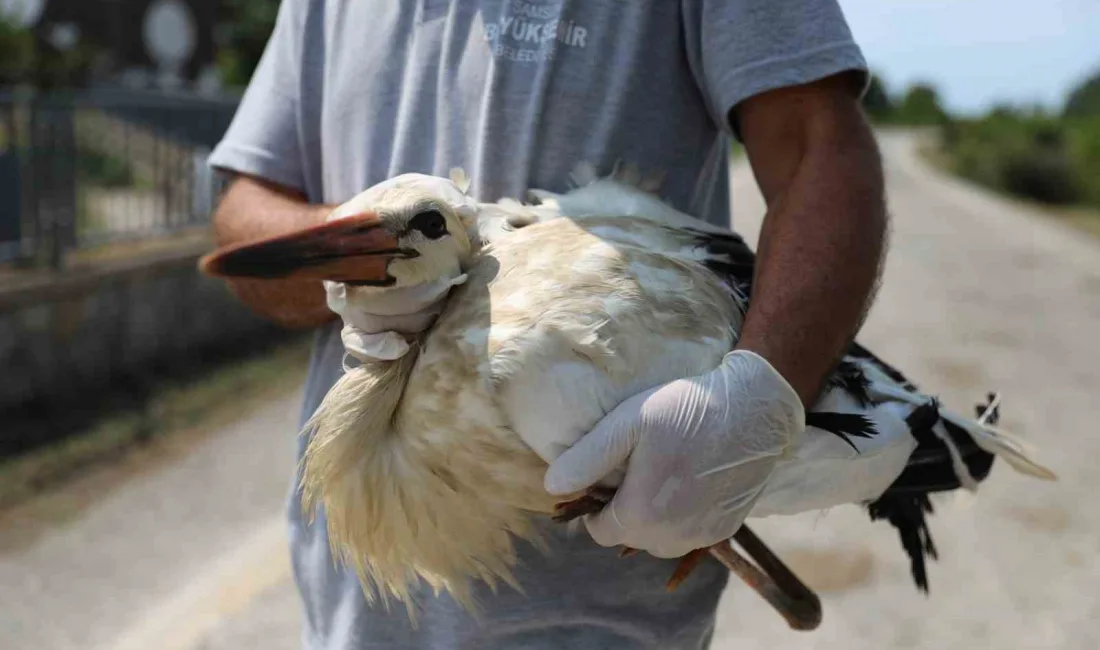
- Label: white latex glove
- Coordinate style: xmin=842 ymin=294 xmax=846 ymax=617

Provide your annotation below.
xmin=325 ymin=275 xmax=467 ymax=361
xmin=544 ymin=350 xmax=805 ymax=558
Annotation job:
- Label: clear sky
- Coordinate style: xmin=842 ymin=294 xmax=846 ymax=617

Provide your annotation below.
xmin=838 ymin=0 xmax=1100 ymax=114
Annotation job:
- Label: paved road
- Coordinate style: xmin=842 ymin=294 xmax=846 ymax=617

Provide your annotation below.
xmin=4 ymin=131 xmax=1098 ymax=649
xmin=712 ymin=131 xmax=1099 ymax=648
xmin=0 ymin=395 xmax=301 ymax=650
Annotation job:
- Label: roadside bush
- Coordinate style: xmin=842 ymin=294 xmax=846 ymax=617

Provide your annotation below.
xmin=940 ymin=112 xmax=1098 ymax=209
xmin=1067 ymin=117 xmax=1100 ymax=206
xmin=895 ymin=83 xmax=948 ymax=126
xmin=1065 ymin=72 xmax=1100 ymax=119
xmin=1000 ymin=149 xmax=1081 ymax=205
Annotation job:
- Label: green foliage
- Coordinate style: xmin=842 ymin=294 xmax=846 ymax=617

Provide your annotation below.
xmin=863 ymin=65 xmax=1100 ymax=211
xmin=1000 ymin=148 xmax=1082 ymax=205
xmin=1064 ymin=70 xmax=1100 ymax=119
xmin=0 ymin=13 xmax=103 ymax=88
xmin=939 ymin=111 xmax=1100 ymax=208
xmin=894 ymin=83 xmax=948 ymax=126
xmin=0 ymin=16 xmax=35 ymax=85
xmin=215 ymin=0 xmax=281 ymax=88
xmin=37 ymin=44 xmax=101 ymax=89
xmin=1066 ymin=117 xmax=1100 ymax=207
xmin=860 ymin=72 xmax=946 ymax=127
xmin=861 ymin=73 xmax=894 ymax=121
xmin=77 ymin=148 xmax=134 ymax=188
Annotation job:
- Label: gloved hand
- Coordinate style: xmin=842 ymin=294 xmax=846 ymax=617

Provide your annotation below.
xmin=544 ymin=350 xmax=806 ymax=558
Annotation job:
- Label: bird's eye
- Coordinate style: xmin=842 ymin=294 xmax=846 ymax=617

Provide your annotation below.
xmin=409 ymin=210 xmax=448 ymax=240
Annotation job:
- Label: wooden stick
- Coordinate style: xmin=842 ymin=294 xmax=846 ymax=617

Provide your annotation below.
xmin=554 ymin=493 xmax=822 ymax=630
xmin=708 ymin=527 xmax=822 ymax=631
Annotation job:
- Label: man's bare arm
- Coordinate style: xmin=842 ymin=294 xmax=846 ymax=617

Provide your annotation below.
xmin=733 ymin=72 xmax=887 ymax=405
xmin=212 ymin=174 xmax=338 ymax=329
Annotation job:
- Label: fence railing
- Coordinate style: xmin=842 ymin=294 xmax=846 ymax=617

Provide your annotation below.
xmin=0 ymin=88 xmax=302 ymax=456
xmin=0 ymin=88 xmax=241 ymax=268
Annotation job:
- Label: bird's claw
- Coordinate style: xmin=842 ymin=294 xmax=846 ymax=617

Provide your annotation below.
xmin=553 ymin=487 xmax=822 ymax=631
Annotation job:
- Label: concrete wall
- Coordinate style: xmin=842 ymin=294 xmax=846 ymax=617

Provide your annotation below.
xmin=0 ymin=242 xmax=289 ymax=415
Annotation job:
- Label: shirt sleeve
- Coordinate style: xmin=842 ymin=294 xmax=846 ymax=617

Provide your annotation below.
xmin=207 ymin=0 xmax=309 ymax=193
xmin=681 ymin=0 xmax=870 ymax=138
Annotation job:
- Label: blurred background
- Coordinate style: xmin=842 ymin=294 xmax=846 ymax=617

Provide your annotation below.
xmin=0 ymin=1 xmax=1096 ymax=649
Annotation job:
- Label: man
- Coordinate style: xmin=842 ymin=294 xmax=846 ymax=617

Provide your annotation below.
xmin=208 ymin=1 xmax=886 ymax=648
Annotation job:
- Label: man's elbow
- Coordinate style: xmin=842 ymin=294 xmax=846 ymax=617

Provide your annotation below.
xmin=808 ymin=88 xmax=883 ymax=187
xmin=211 ymin=176 xmax=254 ymax=247
xmin=205 ymin=176 xmax=335 ymax=330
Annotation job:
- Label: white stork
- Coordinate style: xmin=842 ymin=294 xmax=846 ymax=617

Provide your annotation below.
xmin=200 ymin=168 xmax=1055 ymax=629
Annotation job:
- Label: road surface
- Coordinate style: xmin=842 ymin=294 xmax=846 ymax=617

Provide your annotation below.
xmin=2 ymin=131 xmax=1097 ymax=650
xmin=712 ymin=131 xmax=1098 ymax=649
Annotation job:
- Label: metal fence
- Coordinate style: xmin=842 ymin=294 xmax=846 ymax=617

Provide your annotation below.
xmin=0 ymin=88 xmax=240 ymax=268
xmin=0 ymin=88 xmax=303 ymax=457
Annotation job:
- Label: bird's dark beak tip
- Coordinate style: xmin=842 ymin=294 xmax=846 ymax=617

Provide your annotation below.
xmin=197 ymin=211 xmax=402 ymax=282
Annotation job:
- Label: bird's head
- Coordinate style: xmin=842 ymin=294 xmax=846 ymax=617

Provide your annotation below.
xmin=200 ymin=172 xmax=479 ymax=289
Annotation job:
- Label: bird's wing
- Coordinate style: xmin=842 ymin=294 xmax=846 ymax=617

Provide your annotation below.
xmin=754 ymin=373 xmax=919 ymax=517
xmin=478 ymin=217 xmax=740 ymax=465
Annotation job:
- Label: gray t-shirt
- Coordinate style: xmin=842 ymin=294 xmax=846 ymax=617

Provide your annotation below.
xmin=209 ymin=1 xmax=867 ymax=648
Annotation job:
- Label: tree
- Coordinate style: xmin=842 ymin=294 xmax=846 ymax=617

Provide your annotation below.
xmin=215 ymin=0 xmax=281 ymax=88
xmin=1064 ymin=70 xmax=1100 ymax=119
xmin=861 ymin=72 xmax=894 ymax=121
xmin=895 ymin=83 xmax=947 ymax=126
xmin=0 ymin=15 xmax=35 ymax=86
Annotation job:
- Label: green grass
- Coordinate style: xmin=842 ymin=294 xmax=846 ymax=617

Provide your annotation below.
xmin=0 ymin=338 xmax=312 ymax=511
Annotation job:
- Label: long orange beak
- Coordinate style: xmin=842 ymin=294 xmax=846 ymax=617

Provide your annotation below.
xmin=198 ymin=212 xmax=413 ymax=286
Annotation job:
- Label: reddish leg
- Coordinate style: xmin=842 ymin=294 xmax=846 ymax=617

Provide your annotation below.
xmin=554 ymin=487 xmax=822 ymax=631
xmin=666 ymin=548 xmax=709 ymax=591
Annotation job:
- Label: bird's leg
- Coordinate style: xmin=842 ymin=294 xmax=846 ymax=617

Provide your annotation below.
xmin=665 ymin=548 xmax=709 ymax=590
xmin=726 ymin=528 xmax=822 ymax=631
xmin=554 ymin=486 xmax=715 ymax=587
xmin=553 ymin=487 xmax=822 ymax=632
xmin=670 ymin=532 xmax=821 ymax=629
xmin=550 ymin=485 xmax=617 ymax=523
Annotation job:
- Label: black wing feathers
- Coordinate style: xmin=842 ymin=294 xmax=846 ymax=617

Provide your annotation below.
xmin=805 ymin=412 xmax=878 ymax=451
xmin=682 ymin=221 xmax=1001 ymax=596
xmin=867 ymin=494 xmax=938 ymax=592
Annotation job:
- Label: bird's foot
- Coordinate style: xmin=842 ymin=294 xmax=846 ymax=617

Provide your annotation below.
xmin=553 ymin=487 xmax=822 ymax=631
xmin=551 ymin=485 xmax=616 ymax=523
xmin=666 ymin=548 xmax=709 ymax=591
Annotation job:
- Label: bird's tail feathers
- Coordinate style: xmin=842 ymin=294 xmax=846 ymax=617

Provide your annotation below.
xmin=861 ymin=365 xmax=1056 ymax=483
xmin=949 ymin=417 xmax=1057 ymax=481
xmin=930 ymin=390 xmax=1057 ymax=482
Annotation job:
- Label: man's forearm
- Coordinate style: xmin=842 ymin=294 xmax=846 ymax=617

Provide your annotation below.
xmin=213 ymin=175 xmax=338 ymax=329
xmin=735 ymin=90 xmax=886 ymax=406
